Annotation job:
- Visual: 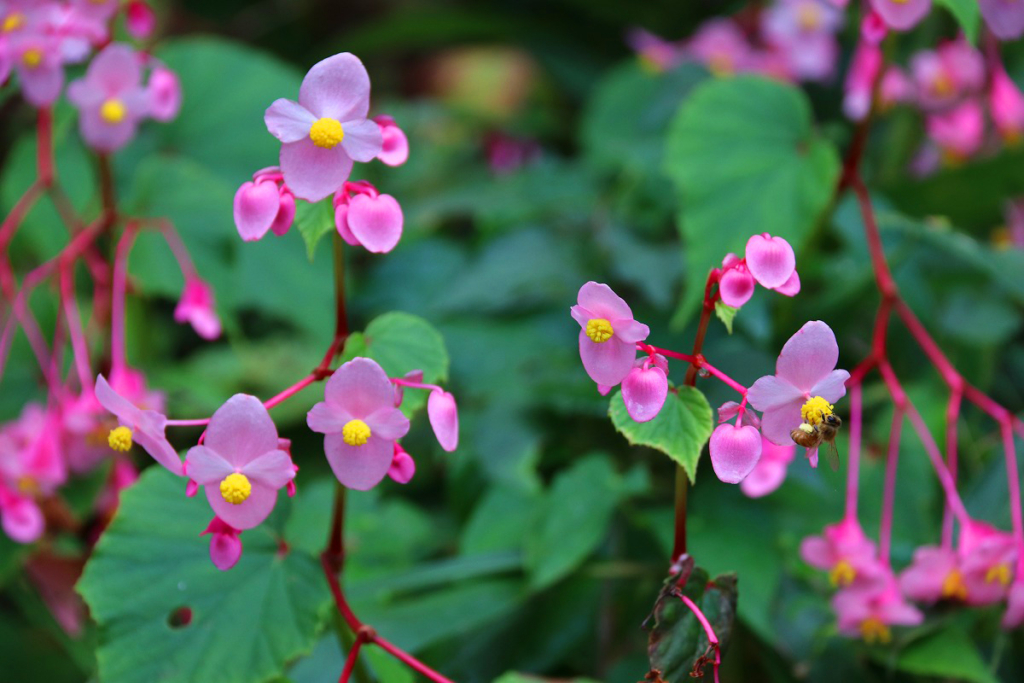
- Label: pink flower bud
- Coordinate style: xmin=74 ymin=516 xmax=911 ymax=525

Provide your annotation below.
xmin=745 ymin=233 xmax=796 ymax=289
xmin=621 ymin=364 xmax=668 ymax=423
xmin=147 ymin=66 xmax=181 ymax=122
xmin=234 ymin=181 xmax=281 ymax=241
xmin=718 ymin=268 xmax=755 ymax=308
xmin=427 ymin=390 xmax=459 ymax=452
xmin=126 ymin=1 xmax=156 ymax=40
xmin=334 ymin=204 xmax=360 ymax=246
xmin=270 ymin=190 xmax=296 ymax=237
xmin=860 ymin=11 xmax=887 ymax=44
xmin=201 ymin=518 xmax=243 ymax=571
xmin=346 ymin=193 xmax=404 ymax=254
xmin=375 ymin=115 xmax=409 ymax=166
xmin=388 ymin=446 xmax=416 ymax=484
xmin=990 ymin=63 xmax=1024 ymax=143
xmin=0 ymin=491 xmax=44 ymax=544
xmin=773 ymin=269 xmax=800 ymax=297
xmin=709 ymin=423 xmax=762 ymax=484
xmin=926 ymin=101 xmax=984 ymax=161
xmin=174 ymin=278 xmax=221 ymax=340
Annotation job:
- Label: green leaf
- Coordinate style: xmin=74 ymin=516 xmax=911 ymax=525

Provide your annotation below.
xmin=891 ymin=625 xmax=998 ymax=683
xmin=294 ymin=199 xmax=336 ymax=262
xmin=609 ymin=385 xmax=713 ymax=482
xmin=714 ymin=301 xmax=738 ymax=334
xmin=523 ymin=454 xmax=626 ymax=590
xmin=342 ymin=311 xmax=449 ymax=418
xmin=77 ymin=468 xmax=330 ymax=683
xmin=935 ymin=0 xmax=981 ymax=43
xmin=665 ymin=76 xmax=840 ymax=325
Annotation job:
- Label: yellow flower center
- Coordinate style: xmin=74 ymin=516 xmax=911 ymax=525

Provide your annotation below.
xmin=985 ymin=563 xmax=1012 ymax=586
xmin=108 ymin=426 xmax=133 ymax=452
xmin=585 ymin=318 xmax=614 ymax=343
xmin=860 ymin=617 xmax=891 ymax=644
xmin=342 ymin=419 xmax=371 ymax=446
xmin=829 ymin=560 xmax=856 ymax=587
xmin=797 ymin=4 xmax=820 ymax=30
xmin=22 ymin=47 xmax=42 ymax=68
xmin=801 ymin=396 xmax=834 ymax=426
xmin=17 ymin=476 xmax=38 ymax=495
xmin=2 ymin=12 xmax=25 ymax=32
xmin=100 ymin=98 xmax=126 ymax=124
xmin=941 ymin=569 xmax=968 ymax=600
xmin=219 ymin=473 xmax=252 ymax=505
xmin=309 ymin=117 xmax=344 ymax=149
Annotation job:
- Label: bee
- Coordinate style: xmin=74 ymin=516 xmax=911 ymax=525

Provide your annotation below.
xmin=791 ymin=413 xmax=842 ymax=471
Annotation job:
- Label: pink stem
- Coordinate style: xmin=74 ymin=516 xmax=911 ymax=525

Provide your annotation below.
xmin=263 ymin=374 xmax=316 ymax=410
xmin=165 ymin=418 xmax=211 ymax=427
xmin=879 ymin=409 xmax=903 ymax=567
xmin=159 ymin=221 xmax=198 ymax=279
xmin=844 ymin=382 xmax=863 ymax=521
xmin=942 ymin=391 xmax=962 ymax=550
xmin=110 ymin=226 xmax=138 ymax=375
xmin=636 ymin=342 xmax=697 ymax=364
xmin=337 ymin=638 xmax=365 ymax=683
xmin=1001 ymin=421 xmax=1024 ymax=576
xmin=0 ymin=181 xmax=44 ymax=248
xmin=373 ymin=636 xmax=457 ymax=683
xmin=389 ymin=377 xmax=442 ymax=392
xmin=676 ymin=592 xmax=722 ymax=683
xmin=698 ymin=358 xmax=748 ymax=396
xmin=61 ymin=266 xmax=93 ymax=390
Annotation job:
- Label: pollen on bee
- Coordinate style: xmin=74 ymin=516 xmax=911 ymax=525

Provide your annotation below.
xmin=801 ymin=396 xmax=834 ymax=426
xmin=798 ymin=423 xmax=815 ymax=434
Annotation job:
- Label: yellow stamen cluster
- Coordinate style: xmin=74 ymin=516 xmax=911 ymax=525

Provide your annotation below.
xmin=309 ymin=117 xmax=344 ymax=149
xmin=17 ymin=476 xmax=39 ymax=496
xmin=797 ymin=4 xmax=820 ymax=31
xmin=860 ymin=617 xmax=892 ymax=645
xmin=801 ymin=396 xmax=834 ymax=426
xmin=585 ymin=318 xmax=614 ymax=343
xmin=986 ymin=563 xmax=1012 ymax=586
xmin=100 ymin=98 xmax=126 ymax=124
xmin=342 ymin=419 xmax=371 ymax=446
xmin=829 ymin=560 xmax=856 ymax=587
xmin=108 ymin=426 xmax=133 ymax=452
xmin=219 ymin=473 xmax=252 ymax=505
xmin=22 ymin=47 xmax=42 ymax=68
xmin=941 ymin=569 xmax=968 ymax=600
xmin=2 ymin=12 xmax=25 ymax=32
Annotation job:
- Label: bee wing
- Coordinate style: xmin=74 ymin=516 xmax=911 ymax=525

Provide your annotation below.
xmin=827 ymin=440 xmax=840 ymax=472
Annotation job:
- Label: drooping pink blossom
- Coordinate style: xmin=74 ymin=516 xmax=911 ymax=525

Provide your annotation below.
xmin=388 ymin=444 xmax=416 ymax=484
xmin=980 ymin=0 xmax=1024 ymax=40
xmin=709 ymin=422 xmax=762 ymax=484
xmin=801 ymin=518 xmax=886 ymax=588
xmin=0 ymin=403 xmax=67 ymax=495
xmin=307 ymin=357 xmax=411 ymax=490
xmin=621 ymin=354 xmax=668 ymax=423
xmin=174 ymin=277 xmax=221 ymax=340
xmin=374 ymin=115 xmax=409 ymax=166
xmin=95 ymin=374 xmax=183 ymax=476
xmin=745 ymin=233 xmax=797 ymax=290
xmin=926 ymin=100 xmax=984 ymax=163
xmin=718 ymin=261 xmax=755 ymax=308
xmin=68 ymin=43 xmax=150 ymax=152
xmin=989 ymin=62 xmax=1024 ymax=144
xmin=957 ymin=520 xmax=1017 ymax=605
xmin=125 ymin=0 xmax=155 ymax=40
xmin=843 ymin=41 xmax=882 ymax=121
xmin=0 ymin=486 xmax=44 ymax=543
xmin=146 ymin=64 xmax=181 ymax=121
xmin=570 ymin=282 xmax=649 ymax=388
xmin=747 ymin=321 xmax=850 ymax=448
xmin=184 ymin=394 xmax=295 ymax=530
xmin=899 ymin=545 xmax=965 ymax=603
xmin=335 ymin=191 xmax=404 ymax=254
xmin=427 ymin=390 xmax=459 ymax=452
xmin=201 ymin=517 xmax=243 ymax=571
xmin=869 ymin=0 xmax=931 ymax=31
xmin=833 ymin=573 xmax=923 ymax=642
xmin=264 ymin=53 xmax=383 ymax=202
xmin=911 ymin=39 xmax=984 ymax=112
xmin=234 ymin=180 xmax=283 ymax=242
xmin=740 ymin=436 xmax=796 ymax=498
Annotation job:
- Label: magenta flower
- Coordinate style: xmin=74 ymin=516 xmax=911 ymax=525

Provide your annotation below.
xmin=335 ymin=190 xmax=404 ymax=254
xmin=125 ymin=0 xmax=155 ymax=40
xmin=898 ymin=545 xmax=966 ymax=603
xmin=621 ymin=353 xmax=668 ymax=423
xmin=374 ymin=115 xmax=409 ymax=166
xmin=926 ymin=100 xmax=984 ymax=163
xmin=68 ymin=44 xmax=150 ymax=153
xmin=843 ymin=41 xmax=882 ymax=122
xmin=801 ymin=518 xmax=886 ymax=588
xmin=184 ymin=395 xmax=295 ymax=530
xmin=233 ymin=168 xmax=295 ymax=241
xmin=146 ymin=64 xmax=181 ymax=122
xmin=747 ymin=321 xmax=849 ymax=450
xmin=762 ymin=0 xmax=842 ymax=82
xmin=571 ymin=282 xmax=649 ymax=388
xmin=833 ymin=573 xmax=923 ymax=643
xmin=0 ymin=404 xmax=67 ymax=497
xmin=95 ymin=374 xmax=182 ymax=476
xmin=957 ymin=521 xmax=1017 ymax=605
xmin=427 ymin=390 xmax=459 ymax=452
xmin=264 ymin=53 xmax=383 ymax=202
xmin=980 ymin=0 xmax=1024 ymax=40
xmin=740 ymin=435 xmax=795 ymax=498
xmin=0 ymin=486 xmax=44 ymax=543
xmin=911 ymin=39 xmax=984 ymax=112
xmin=201 ymin=517 xmax=243 ymax=571
xmin=990 ymin=62 xmax=1024 ymax=144
xmin=10 ymin=30 xmax=64 ymax=106
xmin=388 ymin=444 xmax=416 ymax=484
xmin=685 ymin=19 xmax=752 ymax=77
xmin=174 ymin=277 xmax=221 ymax=340
xmin=869 ymin=0 xmax=931 ymax=31
xmin=709 ymin=422 xmax=762 ymax=484
xmin=307 ymin=357 xmax=411 ymax=490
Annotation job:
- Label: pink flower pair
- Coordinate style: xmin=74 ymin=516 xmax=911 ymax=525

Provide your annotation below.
xmin=333 ymin=181 xmax=404 ymax=254
xmin=718 ymin=233 xmax=800 ymax=309
xmin=233 ymin=167 xmax=296 ymax=242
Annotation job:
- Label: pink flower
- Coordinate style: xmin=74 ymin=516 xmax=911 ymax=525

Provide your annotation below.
xmin=1003 ymin=578 xmax=1024 ymax=629
xmin=95 ymin=374 xmax=183 ymax=476
xmin=307 ymin=357 xmax=411 ymax=490
xmin=762 ymin=0 xmax=842 ymax=82
xmin=801 ymin=518 xmax=885 ymax=588
xmin=990 ymin=62 xmax=1024 ymax=144
xmin=899 ymin=545 xmax=966 ymax=603
xmin=0 ymin=404 xmax=67 ymax=495
xmin=184 ymin=395 xmax=295 ymax=530
xmin=0 ymin=486 xmax=44 ymax=543
xmin=710 ymin=422 xmax=762 ymax=484
xmin=833 ymin=573 xmax=923 ymax=643
xmin=125 ymin=0 xmax=155 ymax=40
xmin=334 ymin=185 xmax=404 ymax=254
xmin=747 ymin=321 xmax=850 ymax=449
xmin=740 ymin=436 xmax=795 ymax=497
xmin=843 ymin=41 xmax=882 ymax=121
xmin=146 ymin=65 xmax=181 ymax=122
xmin=861 ymin=10 xmax=888 ymax=44
xmin=570 ymin=282 xmax=649 ymax=388
xmin=880 ymin=67 xmax=914 ymax=108
xmin=626 ymin=27 xmax=683 ymax=72
xmin=264 ymin=53 xmax=383 ymax=202
xmin=718 ymin=262 xmax=755 ymax=308
xmin=233 ymin=168 xmax=295 ymax=241
xmin=926 ymin=100 xmax=984 ymax=163
xmin=685 ymin=19 xmax=752 ymax=77
xmin=745 ymin=233 xmax=797 ymax=290
xmin=174 ymin=277 xmax=221 ymax=340
xmin=911 ymin=40 xmax=984 ymax=112
xmin=427 ymin=390 xmax=459 ymax=452
xmin=70 ymin=0 xmax=118 ymax=23
xmin=621 ymin=354 xmax=668 ymax=423
xmin=958 ymin=520 xmax=1017 ymax=605
xmin=68 ymin=43 xmax=150 ymax=152
xmin=374 ymin=115 xmax=409 ymax=166
xmin=869 ymin=0 xmax=931 ymax=31
xmin=980 ymin=0 xmax=1024 ymax=40
xmin=388 ymin=444 xmax=416 ymax=484
xmin=201 ymin=517 xmax=243 ymax=571
xmin=10 ymin=30 xmax=64 ymax=106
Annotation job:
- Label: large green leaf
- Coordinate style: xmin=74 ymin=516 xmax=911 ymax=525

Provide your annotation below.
xmin=294 ymin=198 xmax=336 ymax=262
xmin=890 ymin=625 xmax=998 ymax=683
xmin=609 ymin=385 xmax=713 ymax=482
xmin=77 ymin=468 xmax=330 ymax=683
xmin=665 ymin=76 xmax=840 ymax=324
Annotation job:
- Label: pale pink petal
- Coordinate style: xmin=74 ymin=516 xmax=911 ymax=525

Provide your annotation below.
xmin=800 ymin=536 xmax=835 ymax=569
xmin=203 ymin=394 xmax=279 ymax=468
xmin=427 ymin=391 xmax=459 ymax=451
xmin=760 ymin=402 xmax=804 ymax=446
xmin=264 ymin=99 xmax=316 ymax=143
xmin=388 ymin=448 xmax=416 ymax=484
xmin=981 ymin=0 xmax=1024 ymax=40
xmin=1 ymin=496 xmax=44 ymax=543
xmin=346 ymin=193 xmax=403 ymax=253
xmin=208 ymin=530 xmax=242 ymax=571
xmin=898 ymin=546 xmax=954 ymax=602
xmin=621 ymin=365 xmax=668 ymax=423
xmin=298 ymin=53 xmax=371 ymax=122
xmin=78 ymin=108 xmax=139 ymax=152
xmin=334 ymin=204 xmax=361 ymax=246
xmin=870 ymin=0 xmax=931 ymax=31
xmin=1002 ymin=580 xmax=1024 ymax=629
xmin=323 ymin=357 xmax=395 ymax=419
xmin=339 ymin=118 xmax=383 ymax=163
xmin=709 ymin=423 xmax=762 ymax=484
xmin=577 ymin=282 xmax=633 ymax=321
xmin=183 ymin=445 xmax=234 ymax=485
xmin=746 ymin=234 xmax=796 ymax=289
xmin=747 ymin=375 xmax=804 ymax=412
xmin=579 ymin=332 xmax=635 ymax=387
xmin=241 ymin=450 xmax=295 ymax=489
xmin=806 ymin=446 xmax=819 ymax=468
xmin=280 ymin=138 xmax=353 ymax=202
xmin=775 ymin=320 xmax=840 ymax=393
xmin=16 ymin=59 xmax=63 ymax=107
xmin=597 ymin=384 xmax=612 ymax=396
xmin=719 ymin=269 xmax=754 ymax=308
xmin=206 ymin=482 xmax=277 ymax=530
xmin=613 ymin=319 xmax=650 ymax=344
xmin=270 ymin=192 xmax=295 ymax=236
xmin=324 ymin=433 xmax=394 ymax=490
xmin=147 ymin=66 xmax=181 ymax=121
xmin=233 ymin=181 xmax=280 ymax=242
xmin=364 ymin=406 xmax=411 ymax=442
xmin=306 ymin=401 xmax=350 ymax=434
xmin=378 ymin=120 xmax=409 ymax=166
xmin=133 ymin=428 xmax=184 ymax=476
xmin=88 ymin=43 xmax=141 ymax=92
xmin=95 ymin=374 xmax=142 ymax=426
xmin=740 ymin=458 xmax=787 ymax=498
xmin=810 ymin=369 xmax=850 ymax=404
xmin=773 ymin=270 xmax=800 ymax=296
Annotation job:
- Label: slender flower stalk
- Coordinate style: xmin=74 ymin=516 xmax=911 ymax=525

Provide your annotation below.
xmin=879 ymin=409 xmax=903 ymax=567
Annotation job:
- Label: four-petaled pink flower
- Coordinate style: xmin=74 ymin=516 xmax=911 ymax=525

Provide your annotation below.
xmin=833 ymin=572 xmax=923 ymax=643
xmin=95 ymin=374 xmax=183 ymax=476
xmin=801 ymin=518 xmax=886 ymax=588
xmin=68 ymin=43 xmax=150 ymax=152
xmin=264 ymin=53 xmax=383 ymax=202
xmin=174 ymin=277 xmax=221 ymax=340
xmin=185 ymin=394 xmax=296 ymax=530
xmin=307 ymin=357 xmax=411 ymax=490
xmin=571 ymin=282 xmax=649 ymax=388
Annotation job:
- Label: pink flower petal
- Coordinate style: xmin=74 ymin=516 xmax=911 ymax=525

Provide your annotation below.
xmin=280 ymin=138 xmax=353 ymax=202
xmin=323 ymin=358 xmax=396 ymax=419
xmin=719 ymin=268 xmax=754 ymax=308
xmin=378 ymin=119 xmax=409 ymax=166
xmin=270 ymin=191 xmax=296 ymax=237
xmin=307 ymin=402 xmax=350 ymax=434
xmin=1002 ymin=580 xmax=1024 ymax=629
xmin=334 ymin=204 xmax=361 ymax=246
xmin=898 ymin=546 xmax=955 ymax=603
xmin=233 ymin=181 xmax=280 ymax=242
xmin=775 ymin=320 xmax=840 ymax=393
xmin=800 ymin=536 xmax=835 ymax=569
xmin=760 ymin=402 xmax=804 ymax=446
xmin=339 ymin=118 xmax=383 ymax=163
xmin=981 ymin=0 xmax=1024 ymax=40
xmin=427 ymin=390 xmax=459 ymax=451
xmin=147 ymin=66 xmax=181 ymax=122
xmin=203 ymin=395 xmax=279 ymax=468
xmin=773 ymin=269 xmax=801 ymax=297
xmin=747 ymin=375 xmax=804 ymax=412
xmin=745 ymin=234 xmax=796 ymax=289
xmin=206 ymin=481 xmax=277 ymax=530
xmin=241 ymin=450 xmax=295 ymax=489
xmin=265 ymin=98 xmax=316 ymax=143
xmin=388 ymin=448 xmax=416 ymax=484
xmin=87 ymin=43 xmax=142 ymax=93
xmin=208 ymin=530 xmax=242 ymax=571
xmin=709 ymin=423 xmax=762 ymax=484
xmin=739 ymin=458 xmax=787 ymax=498
xmin=810 ymin=369 xmax=851 ymax=404
xmin=1 ymin=495 xmax=44 ymax=543
xmin=298 ymin=53 xmax=371 ymax=122
xmin=621 ymin=365 xmax=668 ymax=423
xmin=364 ymin=406 xmax=411 ymax=442
xmin=183 ymin=445 xmax=234 ymax=485
xmin=126 ymin=1 xmax=156 ymax=40
xmin=346 ymin=193 xmax=403 ymax=254
xmin=578 ymin=332 xmax=635 ymax=387
xmin=324 ymin=433 xmax=394 ymax=490
xmin=576 ymin=281 xmax=633 ymax=321
xmin=613 ymin=319 xmax=650 ymax=344
xmin=870 ymin=0 xmax=931 ymax=31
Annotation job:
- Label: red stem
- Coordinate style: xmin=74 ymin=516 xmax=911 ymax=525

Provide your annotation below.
xmin=878 ymin=409 xmax=903 ymax=567
xmin=844 ymin=382 xmax=863 ymax=520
